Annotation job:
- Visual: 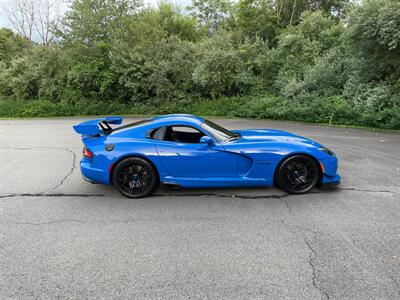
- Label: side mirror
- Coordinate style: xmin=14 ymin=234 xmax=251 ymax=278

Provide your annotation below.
xmin=200 ymin=136 xmax=214 ymax=146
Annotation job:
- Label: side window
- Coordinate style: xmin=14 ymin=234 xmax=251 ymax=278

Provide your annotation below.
xmin=164 ymin=126 xmax=205 ymax=143
xmin=149 ymin=127 xmax=166 ymax=140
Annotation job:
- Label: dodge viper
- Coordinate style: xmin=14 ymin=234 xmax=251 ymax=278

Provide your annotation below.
xmin=73 ymin=114 xmax=340 ymax=198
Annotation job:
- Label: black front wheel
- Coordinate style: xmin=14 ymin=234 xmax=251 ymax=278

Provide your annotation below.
xmin=276 ymin=155 xmax=320 ymax=194
xmin=113 ymin=157 xmax=158 ymax=198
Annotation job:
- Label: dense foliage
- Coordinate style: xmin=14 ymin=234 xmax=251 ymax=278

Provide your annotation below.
xmin=0 ymin=0 xmax=399 ymax=129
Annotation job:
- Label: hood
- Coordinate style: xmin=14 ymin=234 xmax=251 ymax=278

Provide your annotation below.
xmin=231 ymin=129 xmax=322 ymax=148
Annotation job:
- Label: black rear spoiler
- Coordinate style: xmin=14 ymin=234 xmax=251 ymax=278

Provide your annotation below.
xmin=73 ymin=116 xmax=123 ymax=136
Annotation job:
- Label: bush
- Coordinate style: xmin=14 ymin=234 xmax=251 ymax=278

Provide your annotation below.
xmin=1 ymin=0 xmax=400 ymax=131
xmin=1 ymin=96 xmax=399 ymax=130
xmin=239 ymin=95 xmax=363 ymax=126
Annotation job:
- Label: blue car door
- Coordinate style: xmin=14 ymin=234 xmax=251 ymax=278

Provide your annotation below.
xmin=154 ymin=126 xmax=238 ymax=178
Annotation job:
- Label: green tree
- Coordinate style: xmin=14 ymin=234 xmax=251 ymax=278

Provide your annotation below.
xmin=156 ymin=3 xmax=203 ymax=42
xmin=270 ymin=11 xmax=343 ymax=97
xmin=0 ymin=28 xmax=27 ymax=66
xmin=109 ymin=4 xmax=201 ymax=103
xmin=55 ymin=0 xmax=144 ymax=101
xmin=111 ymin=35 xmax=197 ymax=104
xmin=60 ymin=0 xmax=142 ymax=46
xmin=236 ymin=0 xmax=281 ymax=43
xmin=275 ymin=0 xmax=351 ymax=26
xmin=346 ymin=0 xmax=400 ymax=85
xmin=189 ymin=0 xmax=232 ymax=33
xmin=193 ymin=32 xmax=262 ymax=97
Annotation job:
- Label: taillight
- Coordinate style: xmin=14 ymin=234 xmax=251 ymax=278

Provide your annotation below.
xmin=83 ymin=147 xmax=94 ymax=159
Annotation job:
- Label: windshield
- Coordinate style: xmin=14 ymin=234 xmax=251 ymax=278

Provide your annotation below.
xmin=201 ymin=119 xmax=238 ymax=142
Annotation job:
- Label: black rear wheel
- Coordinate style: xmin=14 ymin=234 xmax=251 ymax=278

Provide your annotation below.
xmin=113 ymin=157 xmax=158 ymax=198
xmin=277 ymin=155 xmax=320 ymax=194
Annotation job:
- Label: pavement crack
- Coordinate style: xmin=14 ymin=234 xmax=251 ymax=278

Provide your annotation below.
xmin=48 ymin=148 xmax=77 ymax=192
xmin=281 ymin=220 xmax=330 ymax=300
xmin=281 ymin=198 xmax=295 ymax=216
xmin=304 ymin=238 xmax=330 ymax=300
xmin=155 ymin=192 xmax=290 ymax=199
xmin=9 ymin=216 xmax=252 ymax=226
xmin=163 ymin=188 xmax=399 ymax=199
xmin=12 ymin=219 xmax=87 ymax=226
xmin=340 ymin=187 xmax=398 ymax=195
xmin=0 ymin=193 xmax=104 ymax=199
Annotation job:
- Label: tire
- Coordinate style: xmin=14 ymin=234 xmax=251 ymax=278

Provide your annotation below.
xmin=276 ymin=155 xmax=320 ymax=194
xmin=112 ymin=157 xmax=158 ymax=198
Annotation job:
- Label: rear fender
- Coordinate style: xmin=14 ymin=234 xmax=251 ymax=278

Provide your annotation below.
xmin=104 ymin=140 xmax=167 ymax=185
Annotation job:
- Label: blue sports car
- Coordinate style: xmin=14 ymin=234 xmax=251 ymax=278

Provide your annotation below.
xmin=73 ymin=114 xmax=340 ymax=198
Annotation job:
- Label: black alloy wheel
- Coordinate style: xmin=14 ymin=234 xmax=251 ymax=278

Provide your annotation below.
xmin=277 ymin=155 xmax=320 ymax=194
xmin=113 ymin=157 xmax=158 ymax=198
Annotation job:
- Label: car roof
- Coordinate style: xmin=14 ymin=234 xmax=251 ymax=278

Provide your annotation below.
xmin=151 ymin=114 xmax=205 ymax=126
xmin=109 ymin=114 xmax=206 ymax=138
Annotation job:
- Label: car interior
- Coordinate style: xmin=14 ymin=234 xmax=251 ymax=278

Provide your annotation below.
xmin=151 ymin=126 xmax=206 ymax=143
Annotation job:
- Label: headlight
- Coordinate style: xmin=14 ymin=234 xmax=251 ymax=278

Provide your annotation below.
xmin=319 ymin=147 xmax=335 ymax=156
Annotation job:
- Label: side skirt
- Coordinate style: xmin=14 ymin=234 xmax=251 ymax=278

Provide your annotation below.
xmin=161 ymin=176 xmax=271 ymax=189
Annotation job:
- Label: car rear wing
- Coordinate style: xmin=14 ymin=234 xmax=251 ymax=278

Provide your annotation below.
xmin=73 ymin=116 xmax=123 ymax=136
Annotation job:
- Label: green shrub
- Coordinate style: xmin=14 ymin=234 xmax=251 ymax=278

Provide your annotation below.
xmin=1 ymin=0 xmax=400 ymax=131
xmin=1 ymin=96 xmax=399 ymax=130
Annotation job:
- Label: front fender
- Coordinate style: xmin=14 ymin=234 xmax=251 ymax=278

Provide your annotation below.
xmin=223 ymin=141 xmax=334 ymax=182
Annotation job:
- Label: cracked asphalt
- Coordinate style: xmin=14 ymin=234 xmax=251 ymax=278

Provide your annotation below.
xmin=1 ymin=118 xmax=399 ymax=299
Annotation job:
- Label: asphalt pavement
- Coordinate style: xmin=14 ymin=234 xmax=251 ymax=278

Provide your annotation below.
xmin=1 ymin=117 xmax=399 ymax=299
